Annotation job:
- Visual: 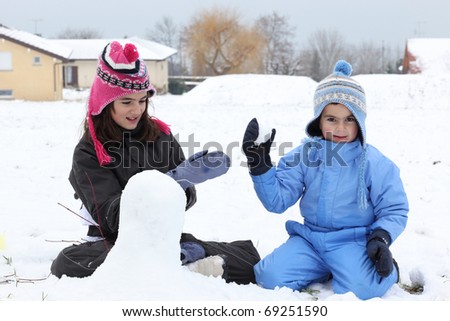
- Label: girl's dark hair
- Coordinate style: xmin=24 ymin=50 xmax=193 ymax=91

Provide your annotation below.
xmin=82 ymin=94 xmax=160 ymax=144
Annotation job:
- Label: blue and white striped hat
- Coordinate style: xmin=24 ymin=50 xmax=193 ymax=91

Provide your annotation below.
xmin=306 ymin=60 xmax=367 ymax=147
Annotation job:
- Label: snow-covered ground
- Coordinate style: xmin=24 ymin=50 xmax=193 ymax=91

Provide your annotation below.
xmin=0 ymin=73 xmax=449 ymax=314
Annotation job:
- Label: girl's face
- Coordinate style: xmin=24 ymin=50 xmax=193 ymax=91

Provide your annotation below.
xmin=111 ymin=92 xmax=148 ymax=130
xmin=319 ymin=103 xmax=359 ymax=143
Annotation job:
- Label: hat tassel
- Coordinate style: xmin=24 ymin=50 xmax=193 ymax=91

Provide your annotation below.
xmin=88 ymin=115 xmax=112 ymax=166
xmin=151 ymin=116 xmax=171 ymax=135
xmin=358 ymin=149 xmax=368 ymax=210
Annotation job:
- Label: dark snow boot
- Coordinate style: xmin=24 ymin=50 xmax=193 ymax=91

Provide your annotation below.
xmin=180 ymin=233 xmax=260 ymax=284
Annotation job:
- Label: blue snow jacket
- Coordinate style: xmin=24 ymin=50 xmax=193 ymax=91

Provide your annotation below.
xmin=251 ymin=139 xmax=408 ymax=242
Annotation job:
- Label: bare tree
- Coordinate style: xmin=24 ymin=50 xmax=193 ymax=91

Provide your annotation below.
xmin=349 ymin=41 xmax=402 ymax=75
xmin=56 ymin=27 xmax=102 ymax=39
xmin=381 ymin=42 xmax=403 ymax=74
xmin=351 ymin=42 xmax=383 ymax=74
xmin=146 ymin=16 xmax=178 ymax=48
xmin=183 ymin=6 xmax=264 ymax=76
xmin=302 ymin=29 xmax=350 ymax=80
xmin=146 ymin=16 xmax=185 ymax=75
xmin=300 ymin=29 xmax=403 ymax=78
xmin=255 ymin=12 xmax=301 ymax=75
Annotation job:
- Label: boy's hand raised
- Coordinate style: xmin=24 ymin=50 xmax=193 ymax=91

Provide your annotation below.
xmin=242 ymin=118 xmax=276 ymax=176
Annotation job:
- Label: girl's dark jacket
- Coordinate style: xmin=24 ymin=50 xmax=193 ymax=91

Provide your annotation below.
xmin=69 ymin=126 xmax=196 ymax=241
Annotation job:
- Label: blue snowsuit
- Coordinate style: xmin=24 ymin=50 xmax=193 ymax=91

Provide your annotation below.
xmin=252 ymin=139 xmax=408 ymax=300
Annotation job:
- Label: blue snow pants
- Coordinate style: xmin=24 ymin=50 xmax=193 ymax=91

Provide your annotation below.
xmin=254 ymin=222 xmax=398 ymax=300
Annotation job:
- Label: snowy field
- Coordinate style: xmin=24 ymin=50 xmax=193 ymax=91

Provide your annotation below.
xmin=0 ymin=73 xmax=449 ymax=316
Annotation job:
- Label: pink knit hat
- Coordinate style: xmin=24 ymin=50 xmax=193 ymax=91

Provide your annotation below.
xmin=87 ymin=41 xmax=161 ymax=166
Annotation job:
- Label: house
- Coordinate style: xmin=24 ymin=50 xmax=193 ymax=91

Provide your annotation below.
xmin=52 ymin=38 xmax=177 ymax=94
xmin=402 ymin=38 xmax=450 ymax=74
xmin=0 ymin=24 xmax=72 ymax=101
xmin=0 ymin=24 xmax=177 ymax=101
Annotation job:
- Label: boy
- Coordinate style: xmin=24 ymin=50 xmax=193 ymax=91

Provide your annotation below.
xmin=242 ymin=60 xmax=409 ymax=300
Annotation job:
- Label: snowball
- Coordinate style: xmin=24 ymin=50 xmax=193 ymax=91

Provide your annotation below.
xmin=254 ymin=119 xmax=274 ymax=145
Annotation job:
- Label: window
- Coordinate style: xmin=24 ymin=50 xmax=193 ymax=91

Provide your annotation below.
xmin=0 ymin=89 xmax=13 ymax=98
xmin=33 ymin=56 xmax=41 ymax=65
xmin=0 ymin=52 xmax=12 ymax=71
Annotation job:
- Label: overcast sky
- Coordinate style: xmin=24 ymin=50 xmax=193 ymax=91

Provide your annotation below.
xmin=2 ymin=0 xmax=449 ymax=52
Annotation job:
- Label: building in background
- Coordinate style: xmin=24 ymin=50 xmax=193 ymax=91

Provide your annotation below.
xmin=53 ymin=38 xmax=177 ymax=94
xmin=402 ymin=38 xmax=450 ymax=74
xmin=0 ymin=24 xmax=177 ymax=101
xmin=0 ymin=24 xmax=72 ymax=101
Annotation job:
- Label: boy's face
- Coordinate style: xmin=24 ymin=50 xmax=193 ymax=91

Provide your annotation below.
xmin=319 ymin=103 xmax=359 ymax=143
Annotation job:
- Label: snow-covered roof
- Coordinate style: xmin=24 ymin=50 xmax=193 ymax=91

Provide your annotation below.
xmin=0 ymin=24 xmax=72 ymax=60
xmin=407 ymin=38 xmax=450 ymax=74
xmin=52 ymin=37 xmax=177 ymax=61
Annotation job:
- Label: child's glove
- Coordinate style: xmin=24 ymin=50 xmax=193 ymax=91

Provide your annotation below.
xmin=242 ymin=118 xmax=276 ymax=175
xmin=166 ymin=150 xmax=230 ymax=190
xmin=366 ymin=229 xmax=393 ymax=277
xmin=180 ymin=242 xmax=206 ymax=265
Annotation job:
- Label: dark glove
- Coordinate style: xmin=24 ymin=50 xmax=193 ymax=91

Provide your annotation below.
xmin=242 ymin=118 xmax=276 ymax=175
xmin=366 ymin=229 xmax=393 ymax=277
xmin=166 ymin=150 xmax=230 ymax=190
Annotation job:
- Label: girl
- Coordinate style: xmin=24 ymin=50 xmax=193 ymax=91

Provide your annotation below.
xmin=242 ymin=60 xmax=409 ymax=300
xmin=51 ymin=41 xmax=260 ymax=284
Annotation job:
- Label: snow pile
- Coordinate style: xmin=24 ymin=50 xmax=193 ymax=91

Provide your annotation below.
xmin=62 ymin=88 xmax=90 ymax=102
xmin=355 ymin=73 xmax=450 ymax=110
xmin=181 ymin=74 xmax=317 ymax=108
xmin=93 ymin=171 xmax=186 ymax=281
xmin=50 ymin=170 xmax=196 ymax=300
